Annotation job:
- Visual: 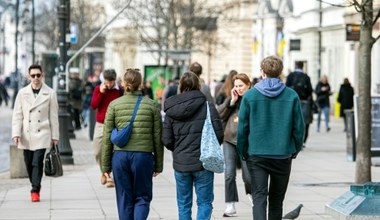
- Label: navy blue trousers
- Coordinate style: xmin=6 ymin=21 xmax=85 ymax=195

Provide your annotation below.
xmin=112 ymin=151 xmax=154 ymax=220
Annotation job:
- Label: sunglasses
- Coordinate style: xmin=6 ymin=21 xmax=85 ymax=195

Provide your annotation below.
xmin=30 ymin=73 xmax=42 ymax=78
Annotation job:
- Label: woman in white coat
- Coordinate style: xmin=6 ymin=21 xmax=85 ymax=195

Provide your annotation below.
xmin=12 ymin=64 xmax=59 ymax=202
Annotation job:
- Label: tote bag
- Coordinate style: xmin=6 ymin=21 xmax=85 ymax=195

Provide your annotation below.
xmin=200 ymin=101 xmax=224 ymax=173
xmin=44 ymin=144 xmax=63 ymax=177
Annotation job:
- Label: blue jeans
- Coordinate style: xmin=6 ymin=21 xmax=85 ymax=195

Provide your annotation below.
xmin=246 ymin=156 xmax=292 ymax=220
xmin=317 ymin=106 xmax=330 ymax=131
xmin=112 ymin=151 xmax=154 ymax=220
xmin=174 ymin=170 xmax=214 ymax=220
xmin=223 ymin=141 xmax=251 ymax=202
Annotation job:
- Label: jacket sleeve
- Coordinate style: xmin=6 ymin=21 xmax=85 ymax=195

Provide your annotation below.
xmin=292 ymin=97 xmax=305 ymax=155
xmin=209 ymin=103 xmax=224 ymax=144
xmin=90 ymin=86 xmax=103 ymax=110
xmin=161 ymin=114 xmax=174 ymax=151
xmin=101 ymin=104 xmax=115 ymax=173
xmin=237 ymin=95 xmax=250 ymax=160
xmin=49 ymin=91 xmax=59 ymax=141
xmin=152 ymin=104 xmax=164 ymax=173
xmin=216 ymin=97 xmax=234 ymax=121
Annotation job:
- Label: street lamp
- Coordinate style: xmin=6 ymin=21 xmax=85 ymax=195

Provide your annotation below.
xmin=57 ymin=0 xmax=74 ymax=165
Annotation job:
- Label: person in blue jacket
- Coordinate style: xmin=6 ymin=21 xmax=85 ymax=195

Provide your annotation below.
xmin=237 ymin=55 xmax=304 ymax=220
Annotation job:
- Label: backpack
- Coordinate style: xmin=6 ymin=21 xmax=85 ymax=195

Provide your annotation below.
xmin=291 ymin=73 xmax=309 ymax=100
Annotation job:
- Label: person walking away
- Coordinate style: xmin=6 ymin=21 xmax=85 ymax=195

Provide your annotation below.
xmin=285 ymin=61 xmax=313 ymax=147
xmin=217 ymin=73 xmax=253 ymax=217
xmin=69 ymin=71 xmax=84 ymax=130
xmin=101 ymin=68 xmax=163 ymax=220
xmin=315 ymin=75 xmax=332 ymax=132
xmin=190 ymin=62 xmax=215 ymax=103
xmin=82 ymin=76 xmax=95 ymax=128
xmin=237 ymin=56 xmax=304 ymax=220
xmin=215 ymin=70 xmax=238 ymax=106
xmin=12 ymin=64 xmax=59 ymax=202
xmin=337 ymin=78 xmax=354 ymax=131
xmin=162 ymin=71 xmax=224 ymax=220
xmin=90 ymin=69 xmax=123 ymax=187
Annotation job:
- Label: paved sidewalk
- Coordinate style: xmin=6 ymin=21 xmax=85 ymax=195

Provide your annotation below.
xmin=1 ymin=116 xmax=380 ymax=219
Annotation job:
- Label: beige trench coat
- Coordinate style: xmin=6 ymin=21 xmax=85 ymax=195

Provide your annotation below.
xmin=12 ymin=83 xmax=59 ymax=150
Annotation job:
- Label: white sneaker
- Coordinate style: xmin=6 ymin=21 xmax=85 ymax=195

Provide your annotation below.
xmin=247 ymin=194 xmax=254 ymax=207
xmin=223 ymin=202 xmax=236 ymax=217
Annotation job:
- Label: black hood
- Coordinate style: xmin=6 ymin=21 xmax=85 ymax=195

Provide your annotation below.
xmin=164 ymin=90 xmax=206 ymax=120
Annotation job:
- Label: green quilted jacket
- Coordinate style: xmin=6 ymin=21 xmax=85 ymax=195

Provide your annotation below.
xmin=101 ymin=91 xmax=163 ymax=173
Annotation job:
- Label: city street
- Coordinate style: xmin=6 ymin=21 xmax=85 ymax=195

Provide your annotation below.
xmin=0 ymin=105 xmax=13 ymax=173
xmin=1 ymin=110 xmax=380 ymax=219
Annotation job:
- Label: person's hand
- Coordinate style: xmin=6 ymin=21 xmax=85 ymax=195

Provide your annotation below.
xmin=230 ymin=88 xmax=239 ymax=106
xmin=99 ymin=83 xmax=106 ymax=93
xmin=104 ymin=172 xmax=111 ymax=179
xmin=12 ymin=137 xmax=20 ymax=145
xmin=51 ymin=139 xmax=59 ymax=146
xmin=153 ymin=172 xmax=160 ymax=177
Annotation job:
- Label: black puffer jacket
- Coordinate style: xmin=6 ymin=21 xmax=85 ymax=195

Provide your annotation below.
xmin=162 ymin=90 xmax=224 ymax=172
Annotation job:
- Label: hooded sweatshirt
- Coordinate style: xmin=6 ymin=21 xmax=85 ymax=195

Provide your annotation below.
xmin=237 ymin=78 xmax=305 ymax=160
xmin=162 ymin=90 xmax=224 ymax=172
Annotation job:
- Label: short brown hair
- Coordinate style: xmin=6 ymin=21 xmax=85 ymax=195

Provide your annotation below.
xmin=103 ymin=69 xmax=117 ymax=81
xmin=260 ymin=56 xmax=283 ymax=78
xmin=123 ymin=68 xmax=142 ymax=92
xmin=189 ymin=62 xmax=202 ymax=77
xmin=233 ymin=73 xmax=252 ymax=88
xmin=179 ymin=71 xmax=200 ymax=93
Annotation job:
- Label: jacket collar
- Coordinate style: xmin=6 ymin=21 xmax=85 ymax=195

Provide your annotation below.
xmin=24 ymin=83 xmax=50 ymax=110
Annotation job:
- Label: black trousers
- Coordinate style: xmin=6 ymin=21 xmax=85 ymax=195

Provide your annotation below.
xmin=247 ymin=156 xmax=292 ymax=220
xmin=23 ymin=149 xmax=46 ymax=193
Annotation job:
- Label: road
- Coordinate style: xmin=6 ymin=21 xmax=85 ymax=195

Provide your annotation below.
xmin=0 ymin=106 xmax=12 ymax=173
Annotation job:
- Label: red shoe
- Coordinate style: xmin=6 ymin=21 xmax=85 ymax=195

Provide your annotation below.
xmin=31 ymin=192 xmax=40 ymax=202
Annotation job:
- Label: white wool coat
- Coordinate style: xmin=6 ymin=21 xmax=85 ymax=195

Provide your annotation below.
xmin=12 ymin=83 xmax=59 ymax=150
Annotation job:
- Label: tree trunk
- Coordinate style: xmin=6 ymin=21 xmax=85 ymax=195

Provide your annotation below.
xmin=355 ymin=1 xmax=374 ymax=184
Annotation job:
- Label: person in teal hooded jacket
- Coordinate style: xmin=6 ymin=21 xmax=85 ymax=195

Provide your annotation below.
xmin=237 ymin=56 xmax=304 ymax=220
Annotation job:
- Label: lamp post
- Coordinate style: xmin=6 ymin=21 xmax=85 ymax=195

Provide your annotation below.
xmin=57 ymin=0 xmax=73 ymax=164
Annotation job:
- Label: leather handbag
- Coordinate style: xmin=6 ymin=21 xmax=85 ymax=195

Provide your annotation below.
xmin=110 ymin=96 xmax=142 ymax=147
xmin=200 ymin=101 xmax=224 ymax=173
xmin=44 ymin=143 xmax=63 ymax=177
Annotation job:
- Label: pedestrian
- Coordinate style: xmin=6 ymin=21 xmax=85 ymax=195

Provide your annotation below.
xmin=285 ymin=61 xmax=313 ymax=147
xmin=237 ymin=56 xmax=304 ymax=220
xmin=90 ymin=69 xmax=123 ymax=187
xmin=162 ymin=71 xmax=224 ymax=220
xmin=215 ymin=70 xmax=238 ymax=106
xmin=190 ymin=62 xmax=215 ymax=103
xmin=82 ymin=75 xmax=95 ymax=128
xmin=315 ymin=75 xmax=332 ymax=132
xmin=101 ymin=68 xmax=164 ymax=220
xmin=337 ymin=78 xmax=354 ymax=131
xmin=217 ymin=73 xmax=252 ymax=217
xmin=11 ymin=64 xmax=59 ymax=202
xmin=69 ymin=71 xmax=84 ymax=130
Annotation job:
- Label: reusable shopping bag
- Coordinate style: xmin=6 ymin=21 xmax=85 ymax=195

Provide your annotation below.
xmin=200 ymin=101 xmax=224 ymax=173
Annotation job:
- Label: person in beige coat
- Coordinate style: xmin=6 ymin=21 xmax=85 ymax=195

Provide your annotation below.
xmin=12 ymin=64 xmax=59 ymax=202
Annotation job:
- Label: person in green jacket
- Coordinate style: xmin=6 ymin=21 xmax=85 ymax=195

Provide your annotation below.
xmin=101 ymin=68 xmax=163 ymax=220
xmin=237 ymin=56 xmax=304 ymax=220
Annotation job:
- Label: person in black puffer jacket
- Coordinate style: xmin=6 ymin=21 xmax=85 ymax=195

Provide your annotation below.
xmin=162 ymin=71 xmax=224 ymax=220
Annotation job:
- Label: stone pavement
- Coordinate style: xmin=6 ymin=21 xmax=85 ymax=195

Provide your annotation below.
xmin=1 ymin=115 xmax=380 ymax=219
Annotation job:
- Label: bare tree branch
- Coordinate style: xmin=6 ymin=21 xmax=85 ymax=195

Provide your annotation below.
xmin=373 ymin=8 xmax=380 ymax=25
xmin=317 ymin=0 xmax=353 ymax=7
xmin=374 ymin=34 xmax=380 ymax=43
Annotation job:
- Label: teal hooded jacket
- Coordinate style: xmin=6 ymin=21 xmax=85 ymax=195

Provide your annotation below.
xmin=237 ymin=78 xmax=304 ymax=159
